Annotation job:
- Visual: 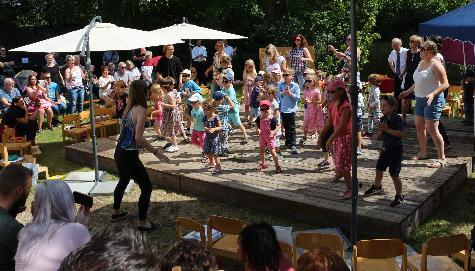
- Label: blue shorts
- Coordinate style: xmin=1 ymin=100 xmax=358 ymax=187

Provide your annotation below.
xmin=415 ymin=95 xmax=445 ymax=121
xmin=250 ymin=107 xmax=259 ymax=118
xmin=228 ymin=104 xmax=241 ymax=125
xmin=376 ymin=147 xmax=403 ymax=177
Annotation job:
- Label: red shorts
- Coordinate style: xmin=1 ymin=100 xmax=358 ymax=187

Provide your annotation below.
xmin=191 ymin=130 xmax=205 ymax=148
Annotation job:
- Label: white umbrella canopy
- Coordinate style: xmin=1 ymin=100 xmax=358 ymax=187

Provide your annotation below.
xmin=150 ymin=22 xmax=247 ymax=40
xmin=11 ymin=22 xmax=183 ymax=52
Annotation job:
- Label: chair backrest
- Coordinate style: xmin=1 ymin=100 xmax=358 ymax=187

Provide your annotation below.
xmin=353 ymin=239 xmax=407 ymax=271
xmin=422 ymin=234 xmax=469 ymax=271
xmin=279 ymin=241 xmax=293 ymax=262
xmin=62 ymin=114 xmax=79 ymax=128
xmin=176 ymin=217 xmax=206 ymax=246
xmin=207 ymin=215 xmax=245 ymax=247
xmin=448 ymin=85 xmax=462 ymax=97
xmin=2 ymin=126 xmax=15 ymax=143
xmin=294 ymin=232 xmax=345 ymax=264
xmin=78 ymin=111 xmax=91 ymax=123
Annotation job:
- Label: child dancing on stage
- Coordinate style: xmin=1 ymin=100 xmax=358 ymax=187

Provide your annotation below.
xmin=300 ymin=73 xmax=324 ymax=145
xmin=202 ymin=99 xmax=223 ymax=174
xmin=213 ymin=91 xmax=234 ymax=157
xmin=317 ymin=75 xmax=336 ymax=169
xmin=151 ymin=84 xmax=164 ymax=139
xmin=189 ymin=93 xmax=206 ymax=162
xmin=256 ymin=100 xmax=282 ymax=173
xmin=317 ymin=79 xmax=353 ymax=200
xmin=364 ymin=95 xmax=406 ymax=207
xmin=366 ymin=74 xmax=381 ymax=136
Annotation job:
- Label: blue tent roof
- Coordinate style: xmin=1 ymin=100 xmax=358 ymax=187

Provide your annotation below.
xmin=419 ymin=2 xmax=475 ymax=43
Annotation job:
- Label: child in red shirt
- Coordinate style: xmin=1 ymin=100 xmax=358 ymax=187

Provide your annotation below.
xmin=255 ymin=100 xmax=282 ymax=174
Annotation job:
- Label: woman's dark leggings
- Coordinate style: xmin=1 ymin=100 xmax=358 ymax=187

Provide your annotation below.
xmin=114 ymin=147 xmax=152 ymax=221
xmin=321 ymin=126 xmax=334 ymax=153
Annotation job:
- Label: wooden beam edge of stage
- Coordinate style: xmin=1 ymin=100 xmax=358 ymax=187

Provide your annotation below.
xmin=65 ymin=140 xmax=473 ymax=239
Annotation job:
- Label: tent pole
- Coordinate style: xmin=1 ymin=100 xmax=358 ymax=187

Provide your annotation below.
xmin=350 ymin=0 xmax=358 ymax=245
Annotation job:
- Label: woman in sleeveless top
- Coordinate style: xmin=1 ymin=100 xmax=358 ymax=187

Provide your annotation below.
xmin=112 ymin=80 xmax=170 ymax=231
xmin=288 ymin=34 xmax=313 ymax=90
xmin=205 ymin=40 xmax=227 ymax=97
xmin=328 ymin=34 xmax=361 ymax=85
xmin=399 ymin=41 xmax=449 ymax=168
xmin=64 ymin=55 xmax=85 ymax=114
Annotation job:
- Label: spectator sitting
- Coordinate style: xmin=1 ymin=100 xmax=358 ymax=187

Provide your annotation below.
xmin=59 ymin=227 xmax=159 ymax=271
xmin=297 ymin=247 xmax=349 ymax=271
xmin=26 ymin=74 xmax=54 ymax=132
xmin=15 ymin=181 xmax=91 ymax=271
xmin=238 ymin=222 xmax=294 ymax=271
xmin=2 ymin=96 xmax=39 ymax=146
xmin=107 ymin=62 xmax=116 ymax=76
xmin=114 ymin=62 xmax=131 ymax=85
xmin=0 ymin=164 xmax=33 ymax=271
xmin=161 ymin=239 xmax=218 ymax=271
xmin=125 ymin=60 xmax=141 ymax=82
xmin=0 ymin=78 xmax=21 ymax=114
xmin=42 ymin=71 xmax=66 ymax=126
xmin=98 ymin=65 xmax=114 ymax=101
xmin=105 ymin=80 xmax=128 ymax=119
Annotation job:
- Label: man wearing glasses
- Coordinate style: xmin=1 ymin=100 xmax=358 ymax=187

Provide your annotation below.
xmin=0 ymin=46 xmax=15 ymax=88
xmin=114 ymin=62 xmax=131 ymax=85
xmin=0 ymin=78 xmax=21 ymax=114
xmin=42 ymin=71 xmax=66 ymax=126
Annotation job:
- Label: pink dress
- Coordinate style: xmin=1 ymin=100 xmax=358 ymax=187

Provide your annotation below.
xmin=303 ymin=87 xmax=324 ymax=134
xmin=27 ymin=87 xmax=52 ymax=113
xmin=258 ymin=116 xmax=277 ymax=148
xmin=330 ymin=100 xmax=352 ymax=174
xmin=153 ymin=100 xmax=164 ymax=127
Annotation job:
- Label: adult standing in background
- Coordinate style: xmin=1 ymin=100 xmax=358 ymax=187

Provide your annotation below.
xmin=328 ymin=34 xmax=361 ymax=85
xmin=288 ymin=34 xmax=313 ymax=90
xmin=400 ymin=35 xmax=422 ymax=123
xmin=65 ymin=55 xmax=86 ymax=114
xmin=43 ymin=53 xmax=65 ymax=88
xmin=192 ymin=40 xmax=207 ymax=85
xmin=264 ymin=44 xmax=286 ymax=74
xmin=103 ymin=50 xmax=119 ymax=67
xmin=205 ymin=41 xmax=227 ymax=96
xmin=388 ymin=38 xmax=409 ymax=112
xmin=131 ymin=48 xmax=146 ymax=70
xmin=399 ymin=41 xmax=449 ymax=168
xmin=154 ymin=45 xmax=183 ymax=89
xmin=0 ymin=46 xmax=15 ymax=88
xmin=223 ymin=39 xmax=237 ymax=59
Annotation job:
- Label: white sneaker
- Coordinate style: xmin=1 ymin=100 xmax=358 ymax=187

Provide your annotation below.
xmin=165 ymin=145 xmax=177 ymax=153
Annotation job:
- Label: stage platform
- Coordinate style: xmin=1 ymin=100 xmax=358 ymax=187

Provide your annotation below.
xmin=65 ymin=114 xmax=473 ymax=238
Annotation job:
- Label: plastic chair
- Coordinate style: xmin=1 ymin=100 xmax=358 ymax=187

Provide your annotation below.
xmin=207 ymin=215 xmax=245 ymax=261
xmin=353 ymin=238 xmax=407 ymax=271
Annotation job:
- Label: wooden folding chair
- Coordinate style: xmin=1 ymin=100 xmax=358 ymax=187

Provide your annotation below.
xmin=293 ymin=232 xmax=345 ymax=265
xmin=78 ymin=110 xmax=105 ymax=138
xmin=62 ymin=114 xmax=90 ymax=144
xmin=353 ymin=238 xmax=407 ymax=271
xmin=452 ymin=250 xmax=474 ymax=270
xmin=0 ymin=143 xmax=10 ymax=167
xmin=408 ymin=234 xmax=469 ymax=271
xmin=279 ymin=241 xmax=293 ymax=262
xmin=176 ymin=217 xmax=206 ymax=246
xmin=207 ymin=215 xmax=245 ymax=261
xmin=2 ymin=126 xmax=31 ymax=156
xmin=95 ymin=107 xmax=119 ymax=137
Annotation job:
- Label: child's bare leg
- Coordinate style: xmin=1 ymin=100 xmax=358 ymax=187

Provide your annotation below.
xmin=271 ymin=148 xmax=279 ymax=168
xmin=207 ymin=154 xmax=215 ymax=166
xmin=215 ymin=156 xmax=221 ymax=168
xmin=259 ymin=146 xmax=265 ymax=165
xmin=342 ymin=171 xmax=352 ymax=191
xmin=171 ymin=134 xmax=177 ymax=146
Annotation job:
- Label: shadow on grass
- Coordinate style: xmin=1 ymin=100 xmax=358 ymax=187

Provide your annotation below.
xmin=36 ymin=140 xmax=92 ymax=176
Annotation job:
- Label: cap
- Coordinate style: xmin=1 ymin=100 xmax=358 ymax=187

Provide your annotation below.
xmin=255 ymin=75 xmax=264 ymax=82
xmin=212 ymin=91 xmax=225 ymax=100
xmin=223 ymin=71 xmax=234 ymax=81
xmin=327 ymin=79 xmax=346 ymax=93
xmin=181 ymin=69 xmax=191 ymax=75
xmin=189 ymin=93 xmax=203 ymax=102
xmin=259 ymin=100 xmax=271 ymax=107
xmin=271 ymin=67 xmax=281 ymax=74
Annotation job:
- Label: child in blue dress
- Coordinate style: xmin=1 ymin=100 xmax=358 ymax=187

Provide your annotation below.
xmin=202 ymin=99 xmax=223 ymax=174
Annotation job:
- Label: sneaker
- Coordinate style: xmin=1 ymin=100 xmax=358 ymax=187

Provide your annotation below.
xmin=211 ymin=166 xmax=222 ymax=175
xmin=390 ymin=195 xmax=405 ymax=207
xmin=364 ymin=184 xmax=383 ymax=196
xmin=162 ymin=142 xmax=172 ymax=150
xmin=240 ymin=137 xmax=249 ymax=145
xmin=317 ymin=160 xmax=331 ymax=169
xmin=299 ymin=138 xmax=307 ymax=145
xmin=356 ymin=148 xmax=363 ymax=156
xmin=165 ymin=145 xmax=178 ymax=153
xmin=290 ymin=147 xmax=298 ymax=155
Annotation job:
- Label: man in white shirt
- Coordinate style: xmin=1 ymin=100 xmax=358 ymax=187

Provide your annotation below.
xmin=388 ymin=38 xmax=408 ymax=112
xmin=192 ymin=40 xmax=207 ymax=85
xmin=114 ymin=62 xmax=131 ymax=85
xmin=223 ymin=39 xmax=237 ymax=59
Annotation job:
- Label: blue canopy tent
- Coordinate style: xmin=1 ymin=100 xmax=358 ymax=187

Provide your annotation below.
xmin=419 ymin=2 xmax=475 ymax=43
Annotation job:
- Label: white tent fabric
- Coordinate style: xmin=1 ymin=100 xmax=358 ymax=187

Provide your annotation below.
xmin=11 ymin=23 xmax=183 ymax=52
xmin=150 ymin=22 xmax=247 ymax=40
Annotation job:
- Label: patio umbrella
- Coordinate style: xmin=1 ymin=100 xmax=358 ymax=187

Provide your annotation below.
xmin=150 ymin=18 xmax=247 ymax=66
xmin=14 ymin=70 xmax=34 ymax=93
xmin=10 ymin=16 xmax=182 ymax=194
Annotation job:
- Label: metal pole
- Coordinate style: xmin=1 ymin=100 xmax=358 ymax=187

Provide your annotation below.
xmin=79 ymin=16 xmax=102 ymax=192
xmin=350 ymin=0 xmax=358 ymax=245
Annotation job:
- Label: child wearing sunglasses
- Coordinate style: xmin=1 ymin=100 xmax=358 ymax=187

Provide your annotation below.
xmin=256 ymin=100 xmax=282 ymax=173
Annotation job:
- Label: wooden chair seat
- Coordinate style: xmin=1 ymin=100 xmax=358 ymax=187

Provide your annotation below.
xmin=451 ymin=251 xmax=475 ymax=269
xmin=279 ymin=242 xmax=293 ymax=262
xmin=356 ymin=257 xmax=399 ymax=271
xmin=2 ymin=127 xmax=31 ymax=156
xmin=210 ymin=234 xmax=240 ymax=260
xmin=408 ymin=254 xmax=464 ymax=271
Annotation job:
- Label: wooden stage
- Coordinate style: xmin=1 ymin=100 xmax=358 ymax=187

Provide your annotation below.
xmin=65 ymin=114 xmax=474 ymax=238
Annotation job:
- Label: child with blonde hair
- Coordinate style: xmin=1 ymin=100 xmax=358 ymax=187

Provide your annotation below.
xmin=151 ymin=84 xmax=164 ymax=139
xmin=202 ymin=99 xmax=223 ymax=174
xmin=367 ymin=74 xmax=382 ymax=136
xmin=161 ymin=77 xmax=181 ymax=152
xmin=300 ymin=73 xmax=324 ymax=145
xmin=242 ymin=59 xmax=257 ymax=122
xmin=256 ymin=100 xmax=282 ymax=173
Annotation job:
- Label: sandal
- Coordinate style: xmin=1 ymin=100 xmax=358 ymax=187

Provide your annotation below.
xmin=275 ymin=166 xmax=282 ymax=174
xmin=330 ymin=174 xmax=343 ymax=183
xmin=204 ymin=163 xmax=214 ymax=170
xmin=339 ymin=190 xmax=352 ymax=200
xmin=411 ymin=153 xmax=427 ymax=160
xmin=201 ymin=156 xmax=209 ymax=163
xmin=211 ymin=166 xmax=222 ymax=175
xmin=427 ymin=159 xmax=447 ymax=168
xmin=299 ymin=137 xmax=307 ymax=146
xmin=257 ymin=163 xmax=268 ymax=170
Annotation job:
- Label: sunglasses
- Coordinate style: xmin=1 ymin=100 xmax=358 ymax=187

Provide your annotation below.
xmin=119 ymin=86 xmax=126 ymax=89
xmin=44 ymin=77 xmax=51 ymax=79
xmin=222 ymin=80 xmax=231 ymax=84
xmin=260 ymin=106 xmax=270 ymax=111
xmin=283 ymin=74 xmax=291 ymax=77
xmin=182 ymin=74 xmax=190 ymax=77
xmin=420 ymin=47 xmax=428 ymax=51
xmin=120 ymin=66 xmax=126 ymax=69
xmin=305 ymin=80 xmax=313 ymax=84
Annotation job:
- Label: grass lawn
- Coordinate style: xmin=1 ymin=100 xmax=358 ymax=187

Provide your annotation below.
xmin=14 ymin=114 xmax=474 ymax=269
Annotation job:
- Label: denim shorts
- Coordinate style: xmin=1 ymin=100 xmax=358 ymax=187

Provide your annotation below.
xmin=250 ymin=107 xmax=259 ymax=118
xmin=415 ymin=95 xmax=445 ymax=121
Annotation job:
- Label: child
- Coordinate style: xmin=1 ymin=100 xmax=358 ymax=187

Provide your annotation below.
xmin=317 ymin=75 xmax=336 ymax=169
xmin=278 ymin=68 xmax=300 ymax=154
xmin=367 ymin=74 xmax=381 ymax=136
xmin=356 ymin=84 xmax=365 ymax=156
xmin=248 ymin=75 xmax=262 ymax=127
xmin=202 ymin=99 xmax=223 ymax=174
xmin=221 ymin=72 xmax=249 ymax=144
xmin=150 ymin=84 xmax=164 ymax=139
xmin=242 ymin=59 xmax=257 ymax=123
xmin=364 ymin=95 xmax=405 ymax=207
xmin=189 ymin=93 xmax=207 ymax=162
xmin=168 ymin=78 xmax=189 ymax=144
xmin=213 ymin=91 xmax=234 ymax=157
xmin=161 ymin=77 xmax=181 ymax=153
xmin=300 ymin=73 xmax=324 ymax=145
xmin=317 ymin=79 xmax=352 ymax=200
xmin=180 ymin=69 xmax=202 ymax=131
xmin=256 ymin=100 xmax=282 ymax=173
xmin=266 ymin=85 xmax=283 ymax=159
